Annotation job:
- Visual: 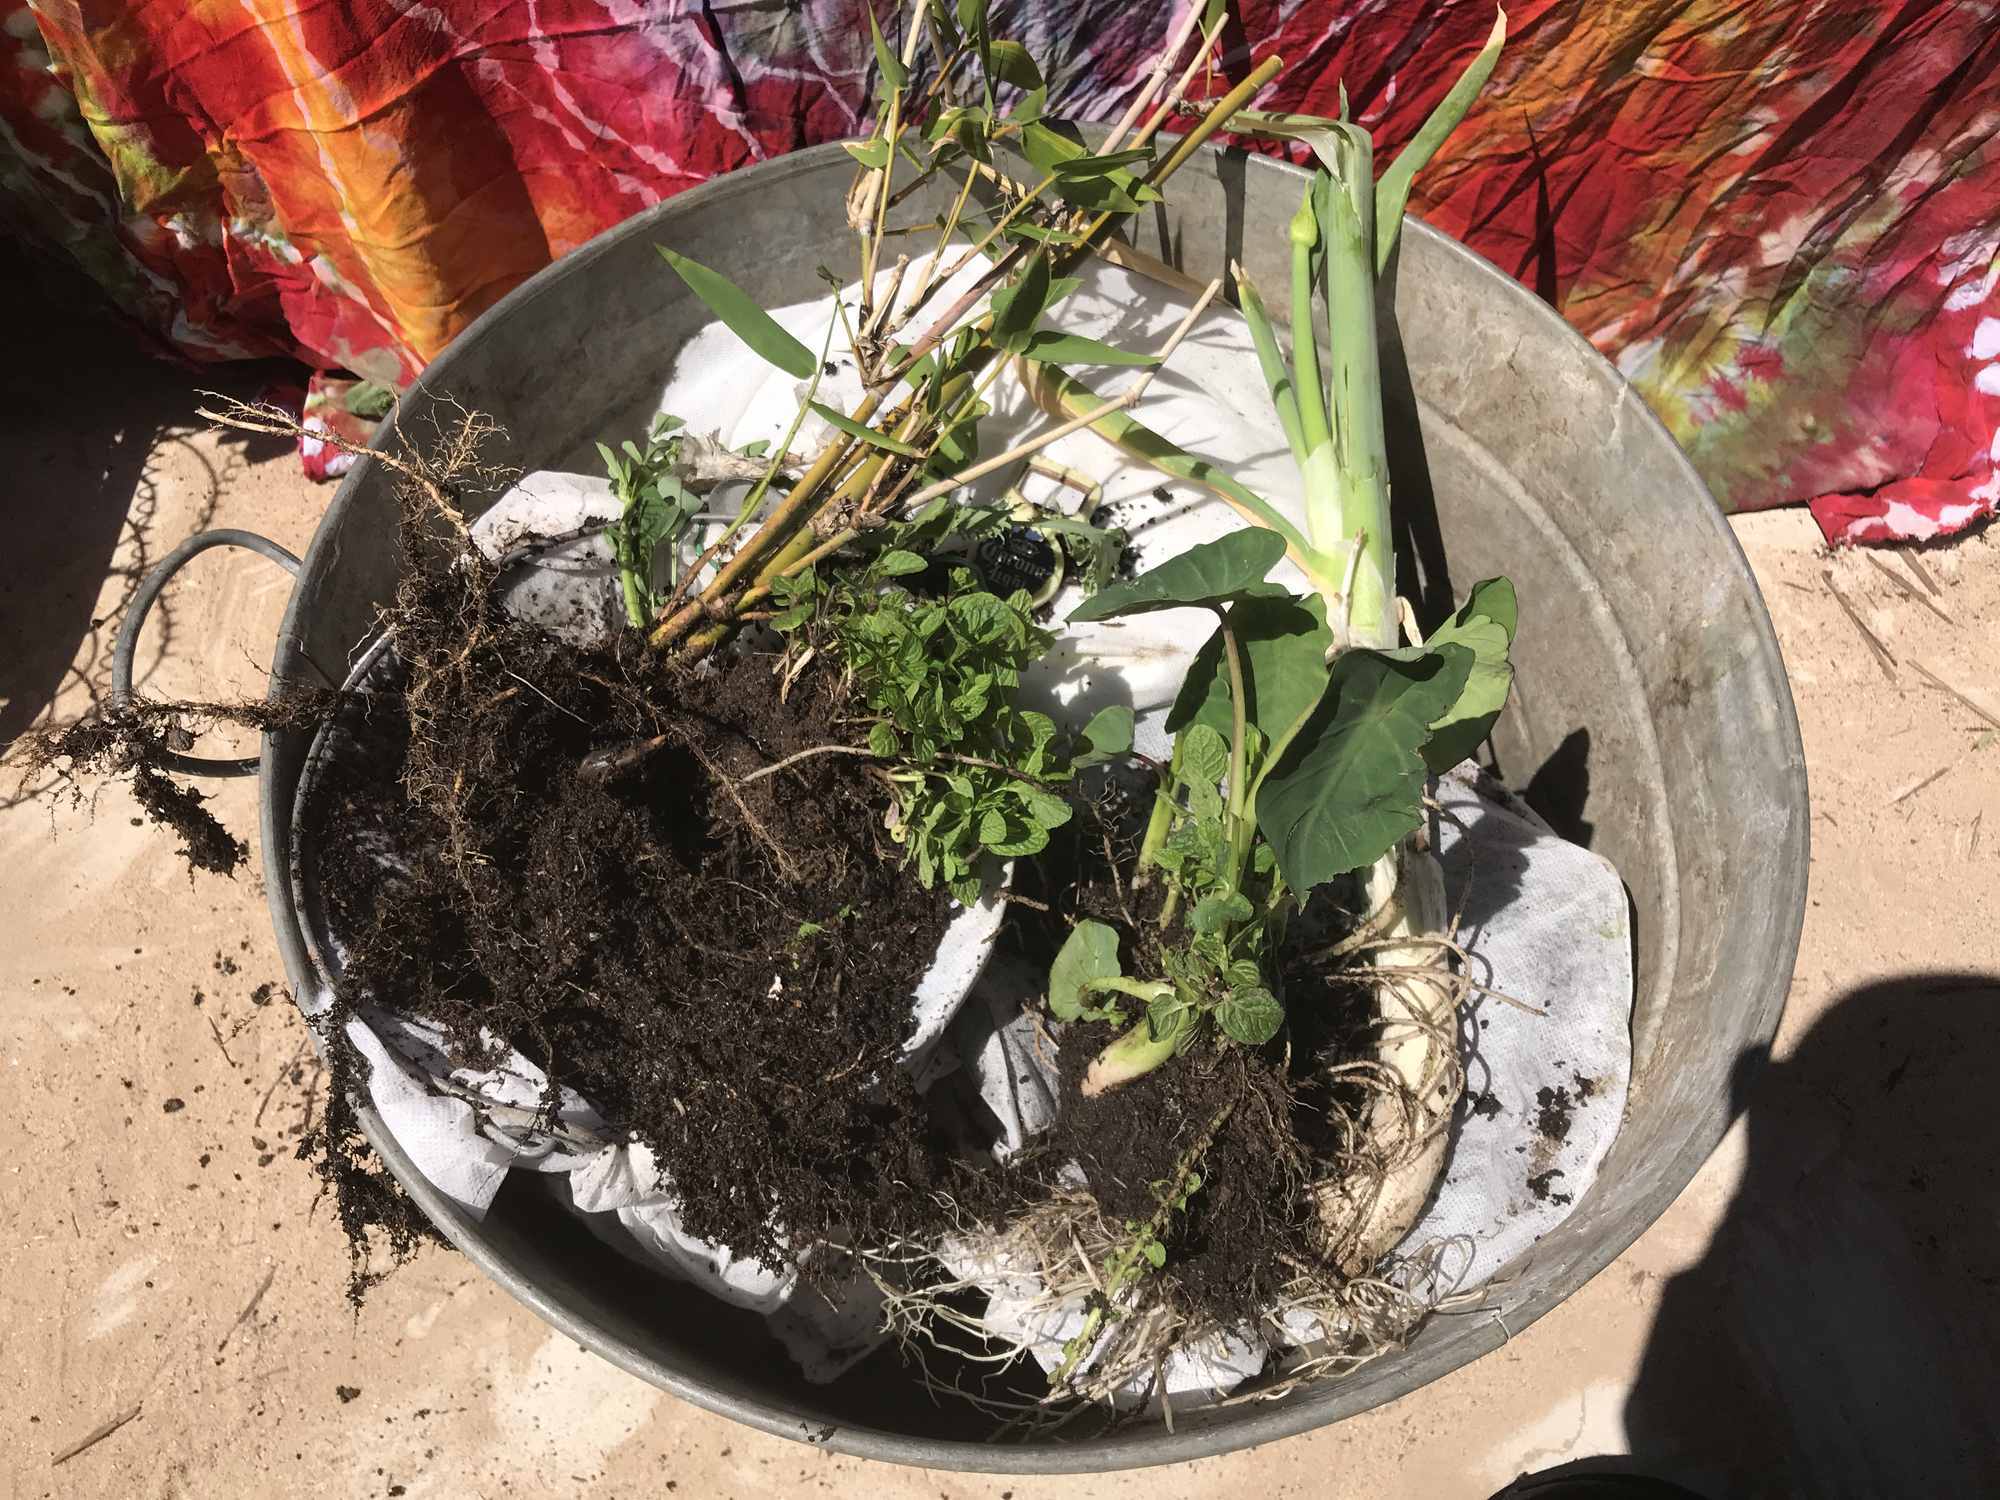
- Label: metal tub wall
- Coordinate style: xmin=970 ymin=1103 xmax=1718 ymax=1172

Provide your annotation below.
xmin=259 ymin=142 xmax=1807 ymax=1472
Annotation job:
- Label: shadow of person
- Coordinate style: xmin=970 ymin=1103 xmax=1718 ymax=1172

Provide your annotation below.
xmin=1523 ymin=727 xmax=1595 ymax=848
xmin=1615 ymin=971 xmax=2000 ymax=1497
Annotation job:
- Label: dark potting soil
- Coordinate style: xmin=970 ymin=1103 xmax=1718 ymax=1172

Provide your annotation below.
xmin=1534 ymin=1084 xmax=1576 ymax=1145
xmin=1003 ymin=793 xmax=1366 ymax=1331
xmin=1042 ymin=1022 xmax=1313 ymax=1327
xmin=303 ymin=591 xmax=1007 ymax=1274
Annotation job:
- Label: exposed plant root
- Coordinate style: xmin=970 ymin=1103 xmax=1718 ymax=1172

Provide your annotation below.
xmin=864 ymin=1161 xmax=1460 ymax=1422
xmin=296 ymin=1025 xmax=446 ymax=1306
xmin=198 ymin=397 xmax=536 ymax=891
xmin=1310 ymin=845 xmax=1475 ymax=1277
xmin=23 ymin=695 xmax=336 ymax=876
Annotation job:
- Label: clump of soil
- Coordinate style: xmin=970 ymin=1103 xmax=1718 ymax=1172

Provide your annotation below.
xmin=1534 ymin=1084 xmax=1575 ymax=1145
xmin=28 ymin=696 xmax=329 ymax=876
xmin=1041 ymin=1025 xmax=1312 ymax=1326
xmin=1526 ymin=1167 xmax=1572 ymax=1206
xmin=301 ymin=467 xmax=1005 ymax=1274
xmin=1003 ymin=796 xmax=1372 ymax=1333
xmin=298 ymin=1047 xmax=447 ymax=1304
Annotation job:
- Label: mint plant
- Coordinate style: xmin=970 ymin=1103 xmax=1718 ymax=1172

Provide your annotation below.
xmin=768 ymin=522 xmax=1073 ymax=904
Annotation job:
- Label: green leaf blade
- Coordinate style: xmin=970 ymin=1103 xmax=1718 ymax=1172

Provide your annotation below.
xmin=1420 ymin=576 xmax=1517 ymax=772
xmin=986 ymin=38 xmax=1043 ymax=90
xmin=989 ymin=250 xmax=1051 ymax=354
xmin=1020 ymin=121 xmax=1161 ymax=211
xmin=843 ymin=137 xmax=893 ymax=170
xmin=873 ymin=548 xmax=929 ymax=577
xmin=1050 ymin=146 xmax=1155 ymax=177
xmin=1374 ymin=7 xmax=1506 ymax=272
xmin=809 ymin=402 xmax=923 ymax=456
xmin=1072 ymin=705 xmax=1135 ymax=769
xmin=657 ymin=246 xmax=817 ymax=380
xmin=1216 ymin=986 xmax=1284 ymax=1045
xmin=1256 ymin=645 xmax=1474 ymax=891
xmin=1049 ymin=919 xmax=1123 ymax=1021
xmin=1017 ymin=330 xmax=1160 ymax=367
xmin=1178 ymin=722 xmax=1229 ymax=787
xmin=867 ymin=4 xmax=908 ymax=91
xmin=1168 ymin=593 xmax=1333 ymax=751
xmin=1190 ymin=890 xmax=1253 ymax=934
xmin=1067 ymin=529 xmax=1290 ymax=623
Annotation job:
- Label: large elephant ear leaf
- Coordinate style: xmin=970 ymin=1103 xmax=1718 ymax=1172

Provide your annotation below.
xmin=1255 ymin=644 xmax=1473 ymax=892
xmin=1420 ymin=576 xmax=1516 ymax=772
xmin=1067 ymin=529 xmax=1289 ymax=623
xmin=1167 ymin=593 xmax=1333 ymax=750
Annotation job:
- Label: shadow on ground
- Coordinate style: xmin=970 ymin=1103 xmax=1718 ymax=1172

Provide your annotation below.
xmin=0 ymin=237 xmax=298 ymax=803
xmin=1525 ymin=970 xmax=2000 ymax=1498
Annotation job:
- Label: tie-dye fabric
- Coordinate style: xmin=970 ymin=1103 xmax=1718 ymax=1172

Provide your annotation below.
xmin=3 ymin=1 xmax=1997 ymax=543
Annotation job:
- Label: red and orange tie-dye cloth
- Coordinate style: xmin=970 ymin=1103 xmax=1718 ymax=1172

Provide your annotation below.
xmin=4 ymin=1 xmax=1998 ymax=542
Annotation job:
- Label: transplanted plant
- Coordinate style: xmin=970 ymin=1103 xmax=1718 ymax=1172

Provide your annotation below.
xmin=594 ymin=0 xmax=1516 ymax=1394
xmin=1016 ymin=8 xmax=1515 ymax=1379
xmin=584 ymin=0 xmax=1281 ymax=902
xmin=496 ymin=0 xmax=1514 ymax=1392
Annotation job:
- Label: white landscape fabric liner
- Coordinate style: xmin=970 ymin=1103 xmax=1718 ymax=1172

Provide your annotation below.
xmin=318 ymin=254 xmax=1634 ymax=1400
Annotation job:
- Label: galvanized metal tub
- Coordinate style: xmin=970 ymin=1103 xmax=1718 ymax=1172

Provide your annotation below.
xmin=244 ymin=142 xmax=1806 ymax=1470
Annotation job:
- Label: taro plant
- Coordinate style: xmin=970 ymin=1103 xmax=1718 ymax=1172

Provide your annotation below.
xmin=1023 ymin=9 xmax=1516 ymax=1372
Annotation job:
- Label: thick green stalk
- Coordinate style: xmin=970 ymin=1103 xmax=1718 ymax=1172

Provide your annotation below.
xmin=1234 ymin=265 xmax=1306 ymax=467
xmin=620 ymin=566 xmax=650 ymax=632
xmin=1132 ymin=735 xmax=1183 ymax=891
xmin=1288 ymin=189 xmax=1331 ymax=456
xmin=1219 ymin=610 xmax=1254 ymax=889
xmin=1081 ymin=1018 xmax=1178 ymax=1095
xmin=1322 ymin=129 xmax=1394 ymax=648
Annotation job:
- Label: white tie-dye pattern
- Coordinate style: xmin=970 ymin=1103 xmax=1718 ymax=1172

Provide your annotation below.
xmin=265 ymin=0 xmax=418 ymax=364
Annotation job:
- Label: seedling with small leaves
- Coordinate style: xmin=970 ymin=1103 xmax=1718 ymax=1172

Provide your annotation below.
xmin=760 ymin=502 xmax=1079 ymax=904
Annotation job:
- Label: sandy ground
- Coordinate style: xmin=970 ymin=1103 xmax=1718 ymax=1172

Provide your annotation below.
xmin=3 ymin=307 xmax=1997 ymax=1499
